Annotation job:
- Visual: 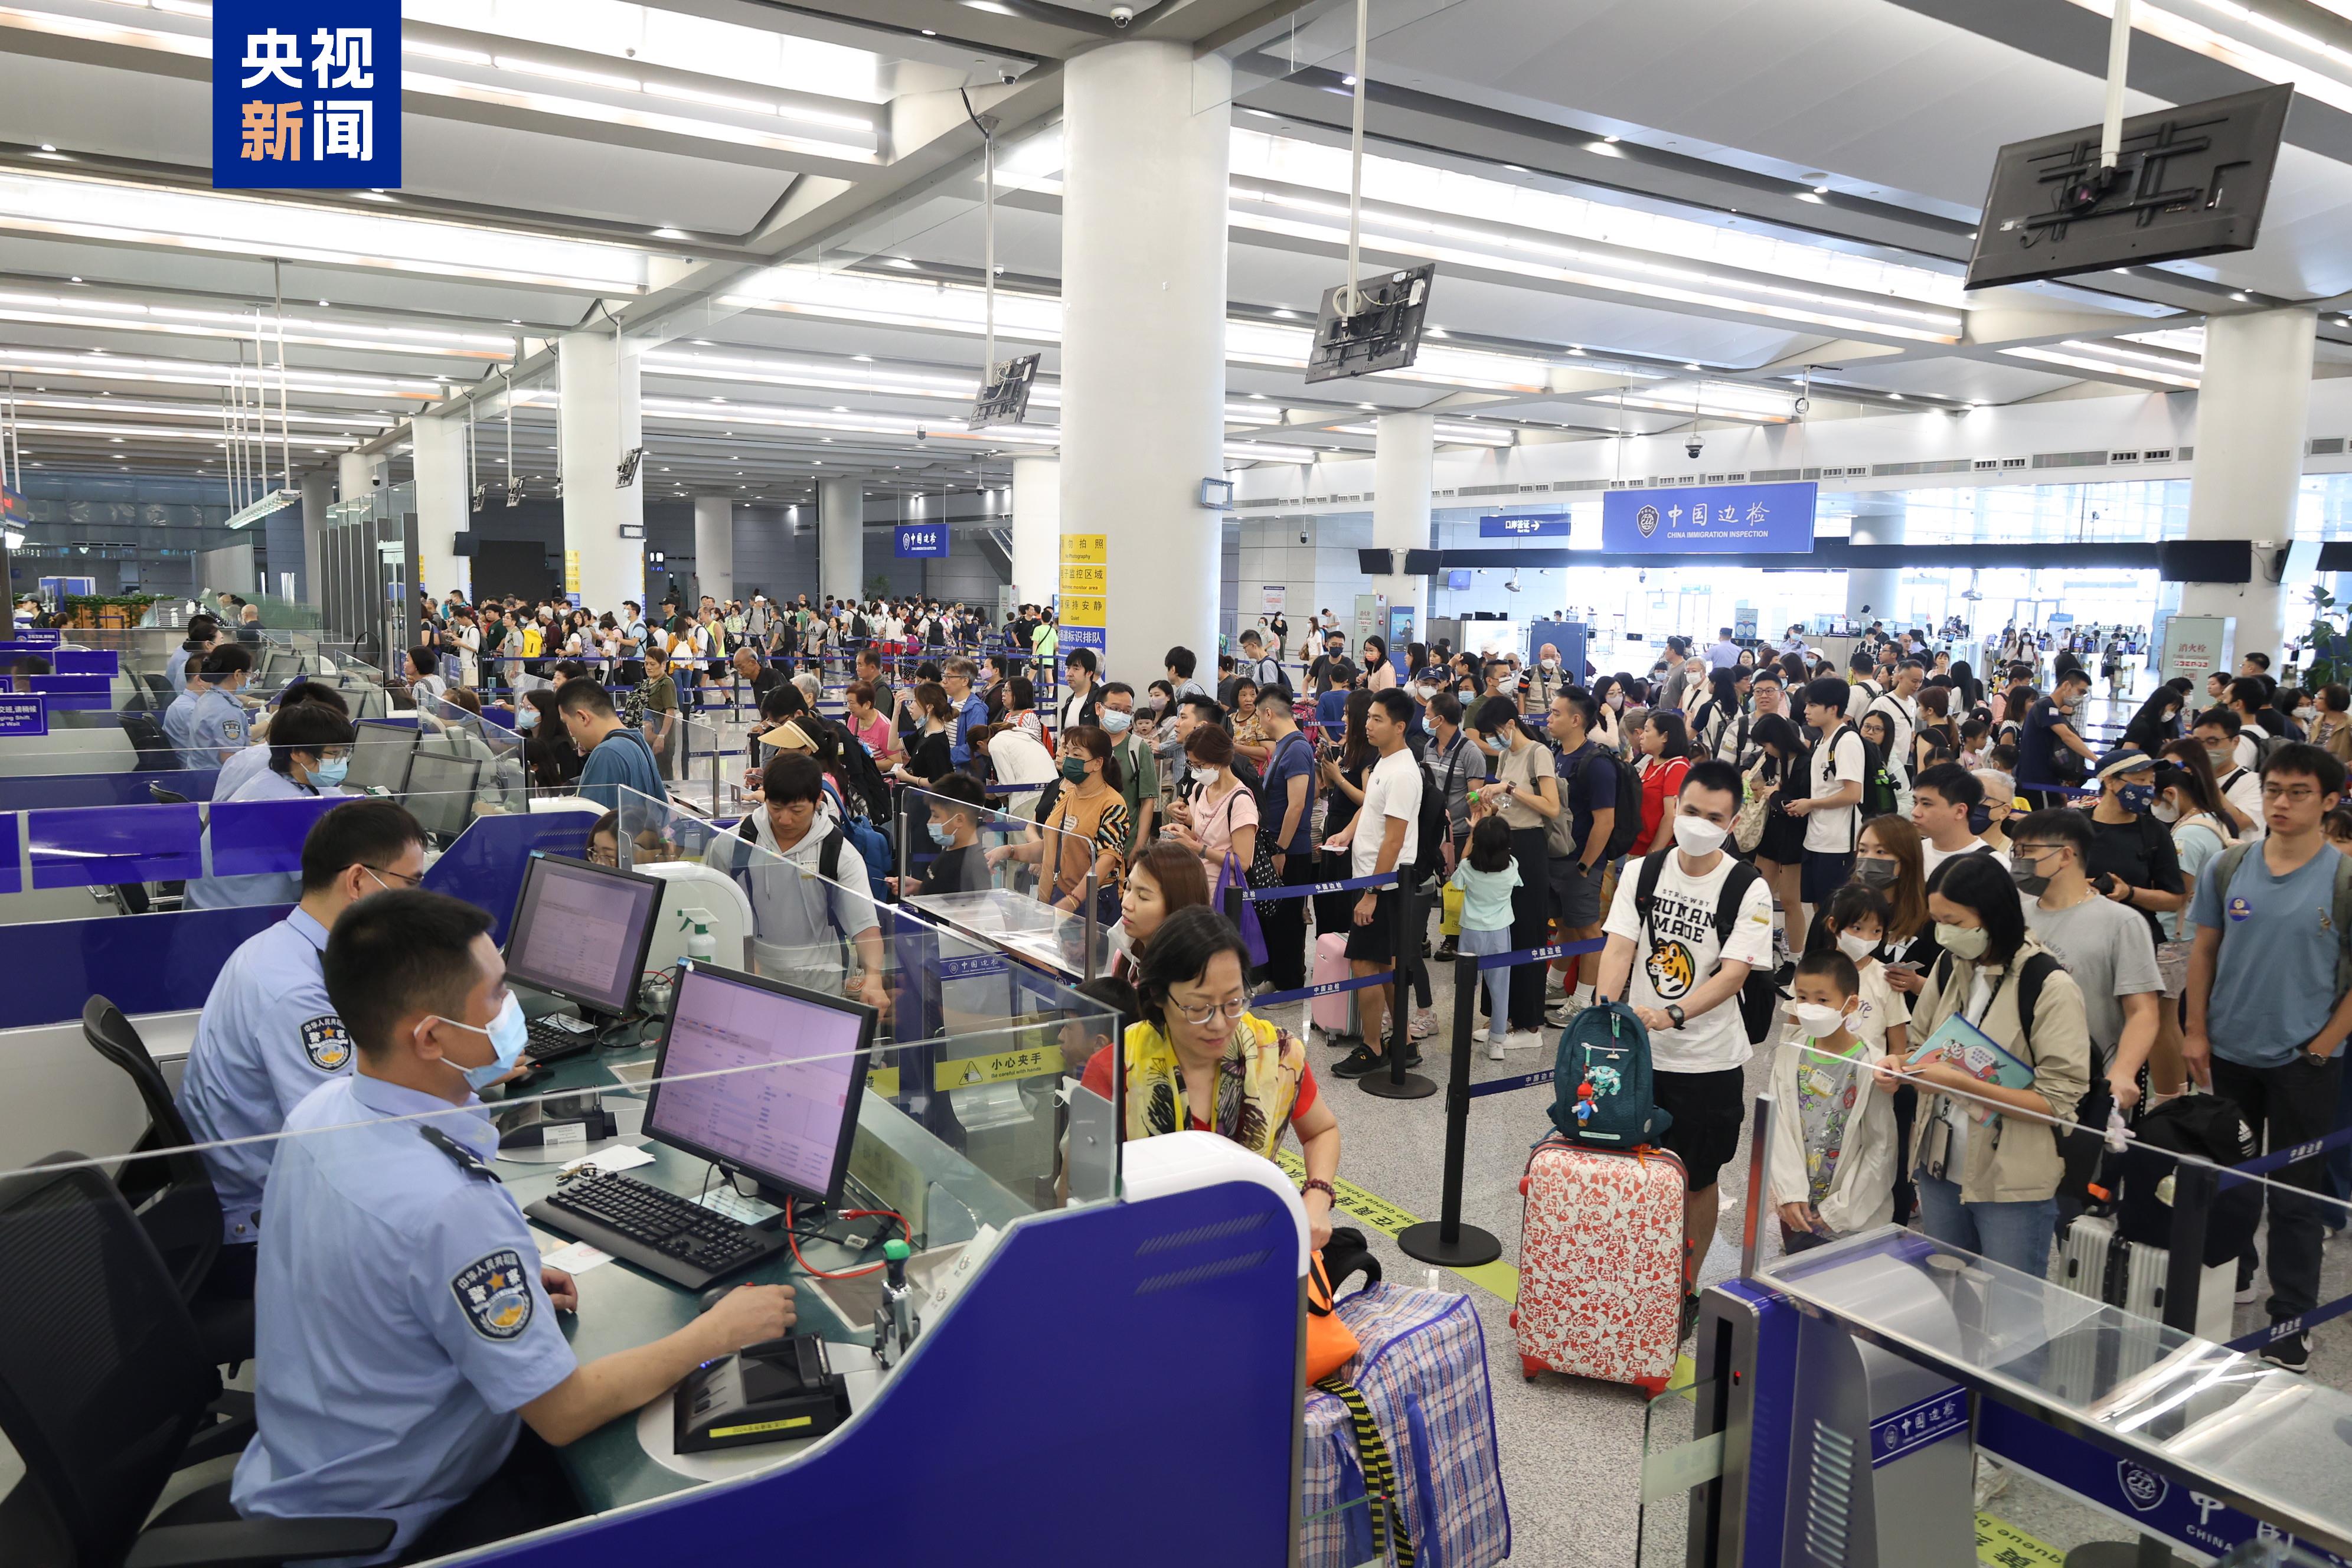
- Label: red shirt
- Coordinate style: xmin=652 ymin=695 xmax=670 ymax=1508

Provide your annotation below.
xmin=1080 ymin=1044 xmax=1321 ymax=1131
xmin=1638 ymin=754 xmax=1687 ymax=846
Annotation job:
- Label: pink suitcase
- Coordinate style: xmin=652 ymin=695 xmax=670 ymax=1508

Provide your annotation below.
xmin=1510 ymin=1135 xmax=1685 ymax=1395
xmin=1311 ymin=932 xmax=1356 ymax=1037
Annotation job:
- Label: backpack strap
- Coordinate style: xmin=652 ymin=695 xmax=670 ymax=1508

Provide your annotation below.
xmin=1632 ymin=848 xmax=1670 ymax=937
xmin=817 ymin=826 xmax=843 ymax=886
xmin=1711 ymin=860 xmax=1763 ymax=949
xmin=2013 ymin=950 xmax=2058 ymax=1054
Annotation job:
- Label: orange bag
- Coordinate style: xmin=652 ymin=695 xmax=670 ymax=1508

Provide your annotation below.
xmin=1304 ymin=1251 xmax=1361 ymax=1384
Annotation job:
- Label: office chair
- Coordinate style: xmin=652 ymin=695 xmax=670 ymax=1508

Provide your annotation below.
xmin=148 ymin=786 xmax=192 ymax=807
xmin=0 ymin=1157 xmax=394 ymax=1568
xmin=79 ymin=998 xmax=251 ymax=1368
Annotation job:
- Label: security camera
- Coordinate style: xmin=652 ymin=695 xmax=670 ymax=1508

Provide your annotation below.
xmin=915 ymin=426 xmax=929 ymax=443
xmin=371 ymin=473 xmax=384 ymax=488
xmin=1299 ymin=530 xmax=1310 ymax=544
xmin=1684 ymin=437 xmax=1704 ymax=460
xmin=999 ymin=69 xmax=1018 ymax=84
xmin=1110 ymin=4 xmax=1134 ymax=25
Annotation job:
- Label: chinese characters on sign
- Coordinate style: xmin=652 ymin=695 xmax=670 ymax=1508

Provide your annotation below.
xmin=894 ymin=524 xmax=949 ymax=559
xmin=214 ymin=2 xmax=400 ymax=190
xmin=1599 ymin=481 xmax=1818 ymax=554
xmin=1058 ymin=534 xmax=1107 ymax=656
xmin=1476 ymin=514 xmax=1572 ymax=539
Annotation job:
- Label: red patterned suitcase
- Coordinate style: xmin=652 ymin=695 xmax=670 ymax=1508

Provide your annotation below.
xmin=1510 ymin=1133 xmax=1686 ymax=1395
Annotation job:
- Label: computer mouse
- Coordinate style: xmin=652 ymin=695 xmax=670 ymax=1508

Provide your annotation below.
xmin=698 ymin=1284 xmax=735 ymax=1314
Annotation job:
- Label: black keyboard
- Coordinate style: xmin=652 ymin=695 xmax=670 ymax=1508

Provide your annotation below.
xmin=526 ymin=1173 xmax=787 ymax=1290
xmin=524 ymin=1015 xmax=601 ymax=1063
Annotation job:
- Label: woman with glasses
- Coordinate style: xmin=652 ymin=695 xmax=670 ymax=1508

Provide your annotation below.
xmin=1079 ymin=906 xmax=1341 ymax=1249
xmin=186 ymin=704 xmax=359 ymax=909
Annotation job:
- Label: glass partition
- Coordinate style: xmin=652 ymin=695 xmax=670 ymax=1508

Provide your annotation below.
xmin=893 ymin=783 xmax=1111 ymax=981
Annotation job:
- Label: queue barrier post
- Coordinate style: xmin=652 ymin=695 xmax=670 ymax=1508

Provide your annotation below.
xmin=1358 ymin=879 xmax=1438 ymax=1102
xmin=1395 ymin=950 xmax=1502 ymax=1266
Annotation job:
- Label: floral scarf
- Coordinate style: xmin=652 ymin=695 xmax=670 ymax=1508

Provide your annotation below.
xmin=1122 ymin=1013 xmax=1305 ymax=1161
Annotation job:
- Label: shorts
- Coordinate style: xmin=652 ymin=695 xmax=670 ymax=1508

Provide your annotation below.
xmin=1799 ymin=850 xmax=1854 ymax=905
xmin=1547 ymin=854 xmax=1606 ymax=931
xmin=1655 ymin=1066 xmax=1749 ymax=1192
xmin=1344 ymin=890 xmax=1402 ymax=963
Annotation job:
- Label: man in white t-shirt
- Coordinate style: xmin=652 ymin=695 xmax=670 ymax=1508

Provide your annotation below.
xmin=1596 ymin=759 xmax=1774 ymax=1304
xmin=1327 ymin=688 xmax=1422 ymax=1081
xmin=1788 ymin=677 xmax=1867 ymax=956
xmin=2193 ymin=711 xmax=2265 ymax=839
xmin=1865 ymin=659 xmax=1925 ymax=776
xmin=1912 ymin=762 xmax=2008 ymax=883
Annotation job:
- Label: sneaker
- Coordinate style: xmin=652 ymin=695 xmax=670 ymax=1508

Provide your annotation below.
xmin=1410 ymin=1008 xmax=1438 ymax=1041
xmin=1472 ymin=1025 xmax=1491 ymax=1042
xmin=1485 ymin=1036 xmax=1505 ymax=1063
xmin=1433 ymin=938 xmax=1460 ymax=962
xmin=1504 ymin=1030 xmax=1546 ymax=1052
xmin=1546 ymin=996 xmax=1586 ymax=1027
xmin=1972 ymin=1456 xmax=2013 ymax=1511
xmin=2262 ymin=1329 xmax=2311 ymax=1373
xmin=1331 ymin=1044 xmax=1386 ymax=1079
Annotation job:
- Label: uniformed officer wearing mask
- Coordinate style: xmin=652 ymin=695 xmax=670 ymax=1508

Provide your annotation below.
xmin=179 ymin=799 xmax=428 ymax=1282
xmin=183 ymin=705 xmax=362 ymax=912
xmin=234 ymin=890 xmax=793 ymax=1561
xmin=186 ymin=642 xmax=258 ymax=766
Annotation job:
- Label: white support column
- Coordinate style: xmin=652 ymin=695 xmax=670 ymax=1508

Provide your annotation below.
xmin=1010 ymin=455 xmax=1060 ymax=609
xmin=2184 ymin=306 xmax=2316 ymax=660
xmin=1060 ymin=40 xmax=1229 ymax=675
xmin=335 ymin=450 xmax=386 ymax=504
xmin=558 ymin=329 xmax=646 ymax=613
xmin=819 ymin=476 xmax=864 ymax=603
xmin=411 ymin=414 xmax=470 ymax=603
xmin=1846 ymin=497 xmax=1905 ymax=626
xmin=1372 ymin=413 xmax=1432 ymax=639
xmin=694 ymin=495 xmax=734 ymax=603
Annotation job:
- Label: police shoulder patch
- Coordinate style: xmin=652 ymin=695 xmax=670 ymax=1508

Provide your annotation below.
xmin=299 ymin=1014 xmax=353 ymax=1072
xmin=450 ymin=1249 xmax=535 ymax=1341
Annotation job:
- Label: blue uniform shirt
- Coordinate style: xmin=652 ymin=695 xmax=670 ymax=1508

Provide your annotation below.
xmin=183 ymin=767 xmax=319 ymax=911
xmin=166 ymin=643 xmax=197 ymax=692
xmin=190 ymin=687 xmax=252 ymax=765
xmin=233 ymin=1074 xmax=577 ymax=1559
xmin=164 ymin=686 xmax=207 ymax=766
xmin=214 ymin=740 xmax=275 ymax=802
xmin=178 ymin=908 xmax=348 ymax=1236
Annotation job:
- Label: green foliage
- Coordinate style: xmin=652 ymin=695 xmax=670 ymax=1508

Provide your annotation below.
xmin=2305 ymin=584 xmax=2347 ymax=691
xmin=864 ymin=573 xmax=893 ymax=600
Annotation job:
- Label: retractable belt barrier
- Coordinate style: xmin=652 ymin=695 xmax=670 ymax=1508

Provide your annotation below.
xmin=1223 ymin=870 xmax=1433 ymax=1102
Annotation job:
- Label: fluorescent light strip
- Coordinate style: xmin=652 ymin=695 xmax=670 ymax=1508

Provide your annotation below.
xmin=2000 ymin=345 xmax=2203 ymax=388
xmin=9 ymin=417 xmax=360 ymax=445
xmin=0 ymin=169 xmax=648 ymax=293
xmin=2059 ymin=0 xmax=2352 ymax=117
xmin=0 ymin=303 xmax=514 ymax=360
xmin=0 ymin=347 xmax=445 ymax=398
xmin=14 ymin=394 xmax=394 ymax=429
xmin=1332 ymin=420 xmax=1514 ymax=447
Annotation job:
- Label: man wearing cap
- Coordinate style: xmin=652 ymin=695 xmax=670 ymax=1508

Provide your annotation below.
xmin=2082 ymin=749 xmax=2187 ymax=948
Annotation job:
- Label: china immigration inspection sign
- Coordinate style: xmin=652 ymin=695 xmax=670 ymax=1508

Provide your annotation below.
xmin=213 ymin=1 xmax=401 ymax=190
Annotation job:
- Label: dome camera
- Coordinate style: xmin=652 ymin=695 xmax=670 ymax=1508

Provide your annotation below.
xmin=1109 ymin=4 xmax=1135 ymax=24
xmin=1684 ymin=437 xmax=1704 ymax=460
xmin=1299 ymin=529 xmax=1310 ymax=544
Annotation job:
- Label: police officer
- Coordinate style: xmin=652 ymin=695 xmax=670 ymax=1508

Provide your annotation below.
xmin=162 ymin=655 xmax=214 ymax=763
xmin=213 ymin=681 xmax=352 ymax=802
xmin=178 ymin=799 xmax=425 ymax=1276
xmin=233 ymin=890 xmax=793 ymax=1560
xmin=166 ymin=613 xmax=220 ymax=693
xmin=184 ymin=707 xmax=360 ymax=911
xmin=184 ymin=643 xmax=257 ymax=767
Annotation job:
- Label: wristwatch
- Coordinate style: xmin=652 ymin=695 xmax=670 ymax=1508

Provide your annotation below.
xmin=1665 ymin=1004 xmax=1686 ymax=1030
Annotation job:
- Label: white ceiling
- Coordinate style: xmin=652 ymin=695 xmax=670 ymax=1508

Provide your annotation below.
xmin=0 ymin=0 xmax=2347 ymax=499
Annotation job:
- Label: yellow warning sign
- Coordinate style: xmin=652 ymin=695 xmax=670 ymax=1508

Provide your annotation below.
xmin=1059 ymin=533 xmax=1106 ymax=564
xmin=1059 ymin=594 xmax=1107 ymax=628
xmin=563 ymin=550 xmax=581 ymax=593
xmin=1975 ymin=1514 xmax=2063 ymax=1568
xmin=932 ymin=1044 xmax=1066 ymax=1092
xmin=1059 ymin=561 xmax=1107 ymax=595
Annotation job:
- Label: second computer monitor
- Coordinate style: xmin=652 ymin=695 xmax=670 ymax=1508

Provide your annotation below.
xmin=402 ymin=750 xmax=481 ymax=840
xmin=640 ymin=962 xmax=875 ymax=1209
xmin=345 ymin=718 xmax=417 ymax=793
xmin=504 ymin=851 xmax=662 ymax=1018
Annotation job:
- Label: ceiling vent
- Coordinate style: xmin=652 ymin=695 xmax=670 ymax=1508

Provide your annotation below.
xmin=2142 ymin=447 xmax=2176 ymax=462
xmin=2109 ymin=451 xmax=2141 ymax=465
xmin=2031 ymin=450 xmax=2108 ymax=469
xmin=2310 ymin=437 xmax=2346 ymax=457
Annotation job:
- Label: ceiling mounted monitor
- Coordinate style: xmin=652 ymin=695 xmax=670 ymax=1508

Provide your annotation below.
xmin=1965 ymin=83 xmax=2291 ymax=290
xmin=2156 ymin=540 xmax=2252 ymax=583
xmin=1402 ymin=548 xmax=1441 ymax=574
xmin=1306 ymin=263 xmax=1436 ymax=384
xmin=970 ymin=352 xmax=1040 ymax=430
xmin=1358 ymin=548 xmax=1396 ymax=574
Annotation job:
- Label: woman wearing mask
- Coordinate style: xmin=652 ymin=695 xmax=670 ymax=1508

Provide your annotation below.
xmin=994 ymin=726 xmax=1130 ymax=920
xmin=1475 ymin=694 xmax=1563 ymax=1040
xmin=1589 ymin=673 xmax=1629 ymax=756
xmin=1889 ymin=853 xmax=2091 ymax=1279
xmin=2148 ymin=752 xmax=2229 ymax=1105
xmin=1854 ymin=814 xmax=1933 ymax=988
xmin=1749 ymin=712 xmax=1809 ymax=972
xmin=517 ymin=687 xmax=582 ymax=789
xmin=1361 ymin=635 xmax=1396 ymax=692
xmin=2120 ymin=685 xmax=2186 ymax=756
xmin=1634 ymin=710 xmax=1693 ymax=854
xmin=1165 ymin=724 xmax=1257 ymax=893
xmin=891 ymin=681 xmax=957 ymax=787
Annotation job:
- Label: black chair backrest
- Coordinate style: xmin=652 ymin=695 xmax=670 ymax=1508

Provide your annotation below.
xmin=79 ymin=998 xmax=220 ymax=1301
xmin=146 ymin=785 xmax=192 ymax=807
xmin=0 ymin=1157 xmax=221 ymax=1568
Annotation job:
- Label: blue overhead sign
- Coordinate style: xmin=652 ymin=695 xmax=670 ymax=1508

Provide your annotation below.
xmin=213 ymin=0 xmax=401 ymax=190
xmin=1600 ymin=481 xmax=1817 ymax=553
xmin=0 ymin=695 xmax=45 ymax=737
xmin=895 ymin=524 xmax=949 ymax=559
xmin=1479 ymin=514 xmax=1572 ymax=539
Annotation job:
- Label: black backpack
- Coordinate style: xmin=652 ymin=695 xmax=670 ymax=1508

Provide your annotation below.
xmin=1412 ymin=756 xmax=1451 ymax=883
xmin=826 ymin=716 xmax=892 ymax=821
xmin=1816 ymin=723 xmax=1891 ymax=837
xmin=1632 ymin=850 xmax=1775 ymax=1046
xmin=1573 ymin=745 xmax=1644 ymax=863
xmin=2115 ymin=1095 xmax=2262 ymax=1266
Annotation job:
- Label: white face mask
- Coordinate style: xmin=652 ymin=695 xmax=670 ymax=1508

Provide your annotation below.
xmin=1671 ymin=814 xmax=1729 ymax=855
xmin=1191 ymin=765 xmax=1220 ymax=786
xmin=1541 ymin=658 xmax=1559 ymax=672
xmin=1834 ymin=930 xmax=1878 ymax=963
xmin=2151 ymin=798 xmax=2181 ymax=825
xmin=1789 ymin=1002 xmax=1848 ymax=1040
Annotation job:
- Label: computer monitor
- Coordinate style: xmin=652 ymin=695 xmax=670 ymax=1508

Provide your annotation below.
xmin=504 ymin=852 xmax=662 ymax=1019
xmin=640 ymin=962 xmax=875 ymax=1208
xmin=402 ymin=749 xmax=481 ymax=840
xmin=346 ymin=718 xmax=417 ymax=793
xmin=260 ymin=649 xmax=299 ymax=684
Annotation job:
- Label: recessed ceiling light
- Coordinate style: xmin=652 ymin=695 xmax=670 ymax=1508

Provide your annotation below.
xmin=2231 ymin=292 xmax=2249 ymax=302
xmin=884 ymin=257 xmax=919 ymax=270
xmin=832 ymin=406 xmax=848 ymax=412
xmin=1341 ymin=75 xmax=1357 ymax=86
xmin=1812 ymin=186 xmax=1828 ymax=195
xmin=813 ymin=459 xmax=824 ymax=465
xmin=1889 ymin=392 xmax=1904 ymax=400
xmin=1685 ymin=362 xmax=1701 ymax=370
xmin=1503 ymin=163 xmax=1527 ymax=172
xmin=1270 ymin=308 xmax=1295 ymax=319
xmin=920 ymin=27 xmax=937 ymax=35
xmin=962 ymin=0 xmax=1015 ymax=13
xmin=38 ymin=143 xmax=54 ymax=152
xmin=1248 ymin=391 xmax=1266 ymax=399
xmin=852 ymin=354 xmax=873 ymax=362
xmin=652 ymin=227 xmax=687 ymax=240
xmin=316 ymin=299 xmax=329 ymax=307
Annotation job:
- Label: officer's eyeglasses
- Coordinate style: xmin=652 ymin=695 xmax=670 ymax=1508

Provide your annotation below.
xmin=364 ymin=864 xmax=424 ymax=890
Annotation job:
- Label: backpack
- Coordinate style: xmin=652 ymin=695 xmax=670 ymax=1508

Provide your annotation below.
xmin=851 ymin=613 xmax=870 ymax=641
xmin=1634 ymin=849 xmax=1775 ymax=1048
xmin=1571 ymin=744 xmax=1644 ymax=863
xmin=817 ymin=819 xmax=891 ymax=902
xmin=1412 ymin=756 xmax=1451 ymax=883
xmin=1549 ymin=1002 xmax=1670 ymax=1148
xmin=1814 ymin=723 xmax=1889 ymax=840
xmin=2250 ymin=730 xmax=2292 ymax=770
xmin=827 ymin=716 xmax=893 ymax=822
xmin=2116 ymin=1093 xmax=2262 ymax=1266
